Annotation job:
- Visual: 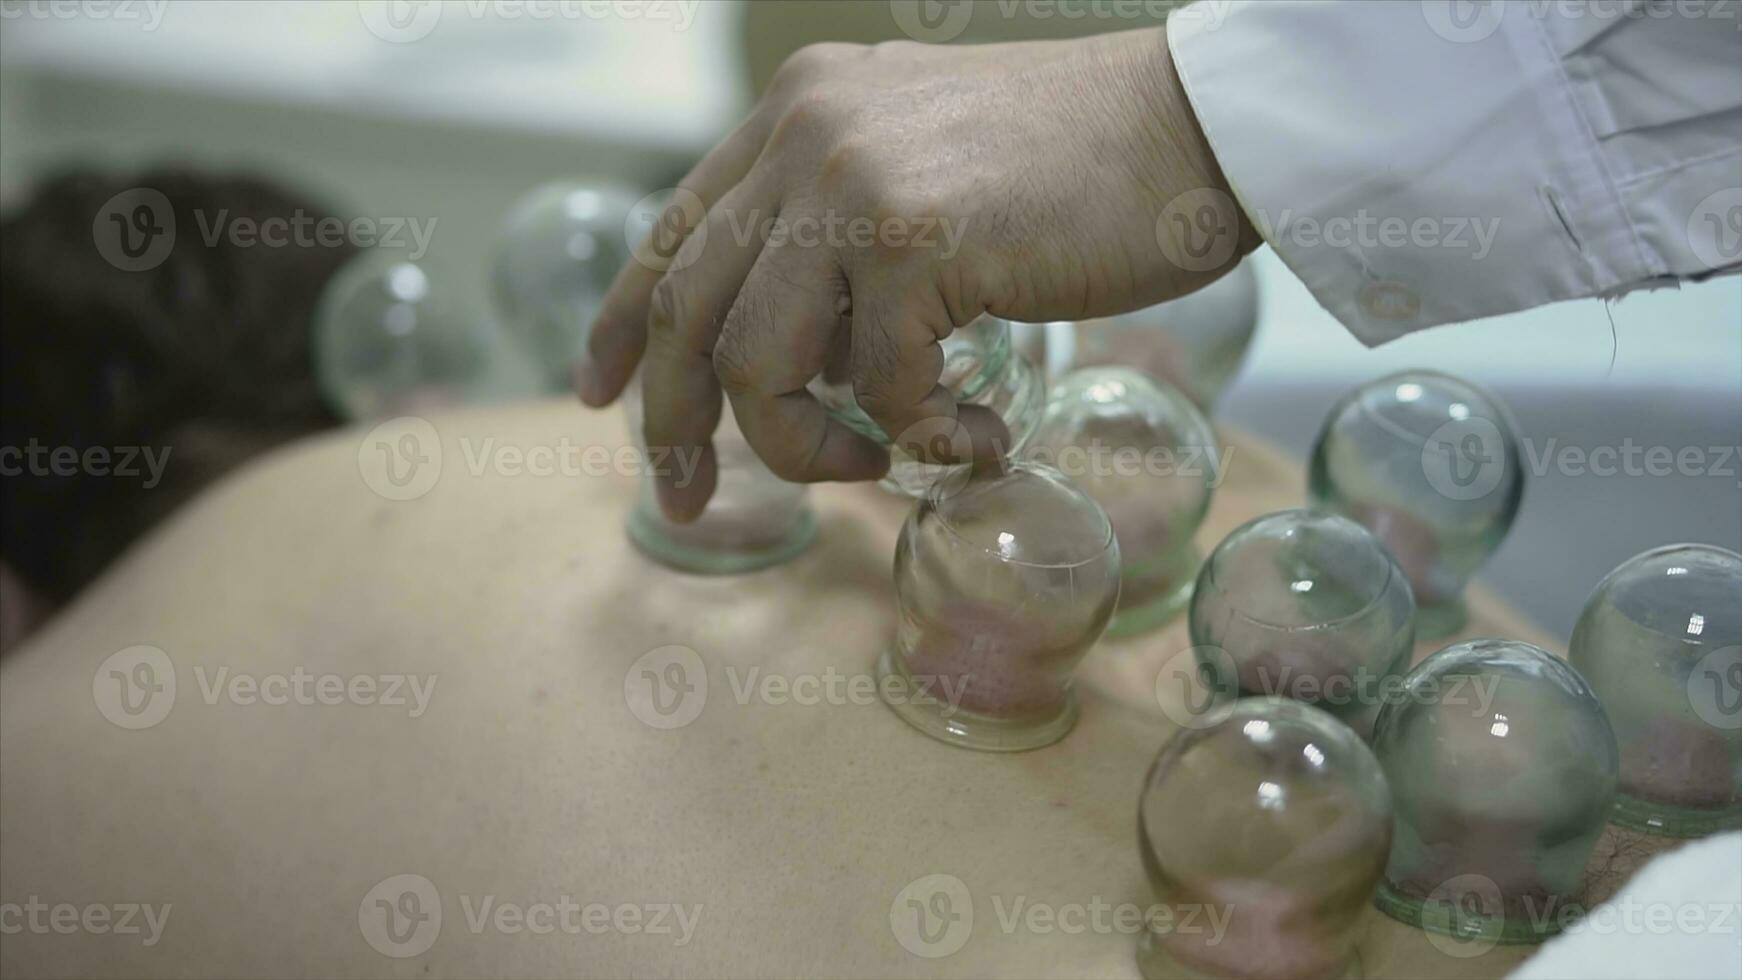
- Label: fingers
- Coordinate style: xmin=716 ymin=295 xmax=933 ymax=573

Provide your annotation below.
xmin=576 ymin=113 xmax=771 ymax=407
xmin=640 ymin=182 xmax=780 ymax=522
xmin=848 ymin=292 xmax=1010 ymax=466
xmin=713 ymin=242 xmax=887 ymax=486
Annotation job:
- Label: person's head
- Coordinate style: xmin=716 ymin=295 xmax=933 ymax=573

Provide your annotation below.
xmin=1 ymin=168 xmax=355 ymax=646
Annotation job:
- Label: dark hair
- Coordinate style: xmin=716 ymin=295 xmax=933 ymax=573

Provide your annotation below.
xmin=1 ymin=168 xmax=354 ymax=605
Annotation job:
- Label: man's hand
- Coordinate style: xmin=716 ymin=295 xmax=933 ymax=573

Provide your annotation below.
xmin=576 ymin=27 xmax=1256 ymax=521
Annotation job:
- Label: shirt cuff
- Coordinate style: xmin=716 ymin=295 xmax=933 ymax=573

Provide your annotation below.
xmin=1166 ymin=0 xmax=1649 ymax=345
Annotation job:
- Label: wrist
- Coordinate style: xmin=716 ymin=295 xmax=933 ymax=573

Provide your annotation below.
xmin=1119 ymin=26 xmax=1260 ymax=277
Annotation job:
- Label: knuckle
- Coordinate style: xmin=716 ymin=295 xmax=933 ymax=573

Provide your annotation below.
xmin=817 ymin=137 xmax=882 ymax=192
xmin=769 ymin=90 xmax=844 ymax=151
xmin=711 ymin=334 xmax=756 ymax=397
xmin=869 ymin=39 xmax=923 ymax=59
xmin=648 ymin=276 xmax=685 ymax=334
xmin=761 ymin=440 xmax=819 ymax=483
xmin=773 ymin=42 xmax=857 ymax=88
xmin=868 ymin=186 xmax=942 ymax=226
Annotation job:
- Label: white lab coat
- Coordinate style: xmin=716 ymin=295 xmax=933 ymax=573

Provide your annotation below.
xmin=1169 ymin=0 xmax=1742 ymax=344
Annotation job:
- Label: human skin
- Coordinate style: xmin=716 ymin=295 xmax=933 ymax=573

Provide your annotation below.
xmin=576 ymin=28 xmax=1258 ymax=521
xmin=0 ymin=399 xmax=1587 ymax=978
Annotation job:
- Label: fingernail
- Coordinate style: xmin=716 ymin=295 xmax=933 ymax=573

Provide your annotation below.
xmin=654 ymin=445 xmax=716 ymax=523
xmin=574 ymin=357 xmax=607 ymax=407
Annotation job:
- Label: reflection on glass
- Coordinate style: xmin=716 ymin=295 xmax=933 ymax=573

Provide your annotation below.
xmin=1066 ymin=258 xmax=1259 ymax=412
xmin=878 ymin=462 xmax=1119 ymax=751
xmin=623 ymin=383 xmax=815 ymax=574
xmin=1138 ymin=698 xmax=1391 ymax=980
xmin=315 ymin=255 xmax=498 ymax=421
xmin=490 ymin=182 xmax=637 ymax=389
xmin=1309 ymin=371 xmax=1524 ymax=640
xmin=1026 ymin=367 xmax=1218 ymax=636
xmin=1570 ymin=544 xmax=1742 ymax=836
xmin=1372 ymin=640 xmax=1618 ymax=945
xmin=1189 ymin=510 xmax=1416 ymax=738
xmin=812 ymin=314 xmax=1044 ymax=497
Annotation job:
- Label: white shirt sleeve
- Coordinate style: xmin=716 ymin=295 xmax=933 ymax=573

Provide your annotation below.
xmin=1167 ymin=0 xmax=1742 ymax=345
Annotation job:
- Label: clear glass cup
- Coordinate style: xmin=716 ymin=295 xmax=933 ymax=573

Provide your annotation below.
xmin=1371 ymin=639 xmax=1619 ymax=945
xmin=812 ymin=313 xmax=1045 ymax=497
xmin=489 ymin=182 xmax=637 ymax=389
xmin=1308 ymin=371 xmax=1525 ymax=640
xmin=1064 ymin=258 xmax=1259 ymax=412
xmin=1569 ymin=543 xmax=1742 ymax=837
xmin=1137 ymin=697 xmax=1392 ymax=980
xmin=1025 ymin=367 xmax=1219 ymax=636
xmin=877 ymin=461 xmax=1120 ymax=751
xmin=622 ymin=384 xmax=816 ymax=575
xmin=314 ymin=255 xmax=502 ymax=421
xmin=1188 ymin=510 xmax=1416 ymax=738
